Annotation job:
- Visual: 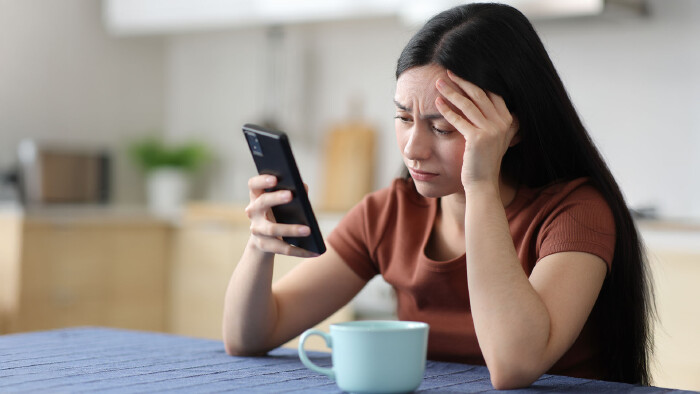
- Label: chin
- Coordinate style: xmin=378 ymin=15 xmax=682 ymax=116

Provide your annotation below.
xmin=412 ymin=182 xmax=447 ymax=199
xmin=412 ymin=179 xmax=463 ymax=199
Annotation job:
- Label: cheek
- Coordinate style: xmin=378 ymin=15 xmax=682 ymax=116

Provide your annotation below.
xmin=445 ymin=139 xmax=465 ymax=169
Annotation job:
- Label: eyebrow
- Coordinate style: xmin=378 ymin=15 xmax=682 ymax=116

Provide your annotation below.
xmin=393 ymin=99 xmax=444 ymax=120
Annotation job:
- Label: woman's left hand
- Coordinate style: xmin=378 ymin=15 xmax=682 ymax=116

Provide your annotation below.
xmin=435 ymin=70 xmax=518 ymax=190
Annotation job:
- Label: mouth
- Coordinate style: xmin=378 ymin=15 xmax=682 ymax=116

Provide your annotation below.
xmin=408 ymin=167 xmax=438 ymax=181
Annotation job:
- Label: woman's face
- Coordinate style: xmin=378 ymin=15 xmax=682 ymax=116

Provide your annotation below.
xmin=395 ymin=64 xmax=466 ymax=198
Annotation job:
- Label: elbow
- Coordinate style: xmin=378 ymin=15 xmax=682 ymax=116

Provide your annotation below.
xmin=222 ymin=317 xmax=278 ymax=357
xmin=490 ymin=373 xmax=536 ymax=391
xmin=223 ymin=341 xmax=245 ymax=357
xmin=222 ymin=326 xmax=269 ymax=357
xmin=223 ymin=338 xmax=268 ymax=357
xmin=488 ymin=360 xmax=541 ymax=390
xmin=223 ymin=337 xmax=245 ymax=357
xmin=222 ymin=321 xmax=263 ymax=357
xmin=222 ymin=325 xmax=244 ymax=356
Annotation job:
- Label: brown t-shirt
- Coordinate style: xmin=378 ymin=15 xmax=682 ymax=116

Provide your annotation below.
xmin=327 ymin=177 xmax=616 ymax=379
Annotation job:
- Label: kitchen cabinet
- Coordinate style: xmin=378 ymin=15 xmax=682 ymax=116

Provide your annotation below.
xmin=0 ymin=208 xmax=22 ymax=333
xmin=640 ymin=222 xmax=700 ymax=391
xmin=169 ymin=203 xmax=353 ymax=351
xmin=0 ymin=208 xmax=171 ymax=333
xmin=103 ymin=0 xmax=605 ymax=36
xmin=6 ymin=205 xmax=696 ymax=389
xmin=1 ymin=204 xmax=351 ymax=352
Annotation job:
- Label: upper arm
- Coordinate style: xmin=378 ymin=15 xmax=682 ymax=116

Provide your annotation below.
xmin=528 ymin=251 xmax=607 ymax=369
xmin=267 ymin=245 xmax=369 ymax=347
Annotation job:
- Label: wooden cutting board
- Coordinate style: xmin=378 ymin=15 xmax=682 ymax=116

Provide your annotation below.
xmin=321 ymin=122 xmax=376 ymax=212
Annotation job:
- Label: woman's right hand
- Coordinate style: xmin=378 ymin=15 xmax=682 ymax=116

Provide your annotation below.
xmin=244 ymin=175 xmax=318 ymax=258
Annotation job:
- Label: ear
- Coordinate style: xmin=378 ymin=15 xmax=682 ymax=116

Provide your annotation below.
xmin=508 ymin=115 xmax=521 ymax=147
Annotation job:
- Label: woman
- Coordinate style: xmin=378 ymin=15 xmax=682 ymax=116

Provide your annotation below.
xmin=223 ymin=3 xmax=654 ymax=389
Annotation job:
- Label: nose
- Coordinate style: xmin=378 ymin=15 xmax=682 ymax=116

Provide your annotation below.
xmin=403 ymin=124 xmax=431 ymax=162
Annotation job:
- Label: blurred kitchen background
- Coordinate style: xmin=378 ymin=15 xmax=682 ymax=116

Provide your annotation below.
xmin=0 ymin=0 xmax=698 ymax=390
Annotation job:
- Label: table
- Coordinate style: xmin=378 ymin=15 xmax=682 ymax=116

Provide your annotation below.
xmin=0 ymin=327 xmax=691 ymax=393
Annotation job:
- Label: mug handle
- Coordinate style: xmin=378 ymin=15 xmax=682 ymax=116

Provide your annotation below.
xmin=298 ymin=329 xmax=335 ymax=380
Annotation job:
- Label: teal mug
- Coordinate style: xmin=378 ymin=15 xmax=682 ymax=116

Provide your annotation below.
xmin=298 ymin=320 xmax=429 ymax=393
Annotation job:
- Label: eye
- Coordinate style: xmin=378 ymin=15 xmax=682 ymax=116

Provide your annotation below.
xmin=432 ymin=125 xmax=451 ymax=135
xmin=394 ymin=115 xmax=412 ymax=123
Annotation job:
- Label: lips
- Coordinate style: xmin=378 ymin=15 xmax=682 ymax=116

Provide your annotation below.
xmin=408 ymin=167 xmax=438 ymax=181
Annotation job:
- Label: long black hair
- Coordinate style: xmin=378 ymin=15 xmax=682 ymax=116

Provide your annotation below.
xmin=396 ymin=3 xmax=654 ymax=385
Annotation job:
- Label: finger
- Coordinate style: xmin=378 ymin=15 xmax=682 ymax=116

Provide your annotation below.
xmin=435 ymin=96 xmax=475 ymax=137
xmin=251 ymin=220 xmax=311 ymax=239
xmin=486 ymin=91 xmax=516 ymax=142
xmin=245 ymin=202 xmax=277 ymax=224
xmin=486 ymin=91 xmax=512 ymax=122
xmin=245 ymin=189 xmax=293 ymax=220
xmin=248 ymin=175 xmax=277 ymax=200
xmin=436 ymin=78 xmax=487 ymax=129
xmin=257 ymin=189 xmax=293 ymax=212
xmin=251 ymin=236 xmax=320 ymax=258
xmin=446 ymin=71 xmax=500 ymax=123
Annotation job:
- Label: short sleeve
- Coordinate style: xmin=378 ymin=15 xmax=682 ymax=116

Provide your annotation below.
xmin=537 ymin=186 xmax=616 ymax=271
xmin=327 ymin=197 xmax=380 ymax=282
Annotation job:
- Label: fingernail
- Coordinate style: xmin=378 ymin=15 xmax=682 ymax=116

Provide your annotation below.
xmin=267 ymin=176 xmax=275 ymax=185
xmin=298 ymin=227 xmax=310 ymax=236
xmin=436 ymin=79 xmax=445 ymax=89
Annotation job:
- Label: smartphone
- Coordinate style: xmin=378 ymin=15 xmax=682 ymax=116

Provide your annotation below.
xmin=242 ymin=123 xmax=326 ymax=255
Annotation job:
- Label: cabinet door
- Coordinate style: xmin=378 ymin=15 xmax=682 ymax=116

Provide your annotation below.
xmin=15 ymin=220 xmax=169 ymax=332
xmin=0 ymin=213 xmax=22 ymax=334
xmin=169 ymin=220 xmax=249 ymax=340
xmin=103 ymin=225 xmax=170 ymax=330
xmin=170 ymin=208 xmax=354 ymax=349
xmin=648 ymin=248 xmax=700 ymax=391
xmin=18 ymin=222 xmax=108 ymax=331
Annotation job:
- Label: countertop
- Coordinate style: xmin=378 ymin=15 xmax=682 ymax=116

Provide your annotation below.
xmin=0 ymin=327 xmax=690 ymax=393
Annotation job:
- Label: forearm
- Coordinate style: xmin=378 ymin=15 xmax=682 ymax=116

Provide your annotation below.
xmin=464 ymin=184 xmax=551 ymax=387
xmin=222 ymin=237 xmax=279 ymax=356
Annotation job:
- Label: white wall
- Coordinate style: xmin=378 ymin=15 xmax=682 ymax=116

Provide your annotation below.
xmin=165 ymin=18 xmax=414 ymax=203
xmin=4 ymin=0 xmax=697 ymax=217
xmin=165 ymin=27 xmax=268 ymax=202
xmin=0 ymin=0 xmax=165 ymax=203
xmin=535 ymin=0 xmax=700 ymax=218
xmin=163 ymin=0 xmax=700 ymax=219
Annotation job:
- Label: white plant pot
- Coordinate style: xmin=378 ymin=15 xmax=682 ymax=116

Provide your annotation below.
xmin=146 ymin=168 xmax=190 ymax=219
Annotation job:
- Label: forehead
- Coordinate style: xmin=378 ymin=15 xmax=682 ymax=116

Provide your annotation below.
xmin=397 ymin=64 xmax=446 ymax=88
xmin=395 ymin=64 xmax=458 ymax=109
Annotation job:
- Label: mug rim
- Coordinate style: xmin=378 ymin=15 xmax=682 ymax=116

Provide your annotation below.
xmin=330 ymin=320 xmax=428 ymax=332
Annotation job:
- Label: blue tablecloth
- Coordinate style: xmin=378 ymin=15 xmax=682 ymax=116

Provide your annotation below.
xmin=0 ymin=327 xmax=692 ymax=393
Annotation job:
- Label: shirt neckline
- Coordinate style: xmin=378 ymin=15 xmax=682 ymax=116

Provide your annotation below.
xmin=419 ymin=198 xmax=466 ymax=272
xmin=417 ymin=183 xmax=529 ymax=273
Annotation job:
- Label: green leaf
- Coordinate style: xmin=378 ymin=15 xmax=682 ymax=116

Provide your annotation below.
xmin=129 ymin=137 xmax=210 ymax=172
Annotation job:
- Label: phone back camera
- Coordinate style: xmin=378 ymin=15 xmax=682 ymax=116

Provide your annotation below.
xmin=246 ymin=132 xmax=264 ymax=157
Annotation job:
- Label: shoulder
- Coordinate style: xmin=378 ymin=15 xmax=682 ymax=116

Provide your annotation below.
xmin=537 ymin=178 xmax=614 ymax=234
xmin=513 ymin=177 xmax=617 ymax=268
xmin=535 ymin=178 xmax=605 ymax=203
xmin=515 ymin=178 xmax=612 ymax=218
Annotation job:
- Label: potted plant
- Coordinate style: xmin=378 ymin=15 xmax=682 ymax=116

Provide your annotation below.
xmin=129 ymin=137 xmax=210 ymax=218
